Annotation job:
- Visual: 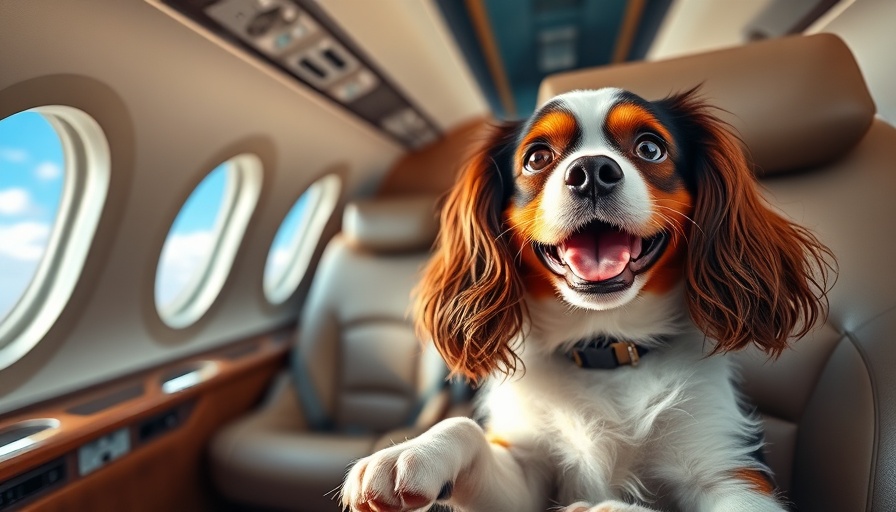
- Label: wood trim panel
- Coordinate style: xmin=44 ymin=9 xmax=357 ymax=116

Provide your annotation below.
xmin=465 ymin=0 xmax=517 ymax=117
xmin=612 ymin=0 xmax=647 ymax=63
xmin=0 ymin=328 xmax=291 ymax=510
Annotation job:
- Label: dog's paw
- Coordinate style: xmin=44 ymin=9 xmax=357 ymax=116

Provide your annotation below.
xmin=341 ymin=418 xmax=483 ymax=512
xmin=560 ymin=501 xmax=657 ymax=512
xmin=341 ymin=443 xmax=449 ymax=511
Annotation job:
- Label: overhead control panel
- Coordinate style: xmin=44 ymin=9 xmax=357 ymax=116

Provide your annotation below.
xmin=156 ymin=0 xmax=440 ymax=149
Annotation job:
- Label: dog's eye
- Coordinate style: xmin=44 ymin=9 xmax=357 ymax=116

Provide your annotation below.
xmin=525 ymin=147 xmax=554 ymax=173
xmin=634 ymin=136 xmax=666 ymax=163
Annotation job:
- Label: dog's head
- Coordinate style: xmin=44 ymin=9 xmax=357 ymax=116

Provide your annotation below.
xmin=415 ymin=87 xmax=833 ymax=381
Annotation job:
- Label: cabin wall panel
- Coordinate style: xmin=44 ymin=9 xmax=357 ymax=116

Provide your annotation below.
xmin=645 ymin=0 xmax=774 ymax=60
xmin=0 ymin=0 xmax=413 ymax=412
xmin=813 ymin=0 xmax=896 ymax=124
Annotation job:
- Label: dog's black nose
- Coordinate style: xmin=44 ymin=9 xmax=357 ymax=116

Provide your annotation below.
xmin=565 ymin=155 xmax=624 ymax=198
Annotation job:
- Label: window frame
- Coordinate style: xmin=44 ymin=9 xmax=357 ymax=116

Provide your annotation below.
xmin=0 ymin=106 xmax=110 ymax=370
xmin=263 ymin=173 xmax=341 ymax=305
xmin=155 ymin=153 xmax=263 ymax=329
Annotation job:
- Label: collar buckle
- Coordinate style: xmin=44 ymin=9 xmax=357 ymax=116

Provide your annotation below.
xmin=611 ymin=341 xmax=641 ymax=367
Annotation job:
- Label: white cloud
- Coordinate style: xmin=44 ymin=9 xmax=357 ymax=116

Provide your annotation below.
xmin=35 ymin=161 xmax=62 ymax=181
xmin=0 ymin=188 xmax=32 ymax=216
xmin=0 ymin=147 xmax=28 ymax=164
xmin=0 ymin=221 xmax=51 ymax=261
xmin=267 ymin=247 xmax=291 ymax=281
xmin=156 ymin=231 xmax=214 ymax=306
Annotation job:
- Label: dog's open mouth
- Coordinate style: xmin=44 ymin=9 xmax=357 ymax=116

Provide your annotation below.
xmin=534 ymin=221 xmax=669 ymax=293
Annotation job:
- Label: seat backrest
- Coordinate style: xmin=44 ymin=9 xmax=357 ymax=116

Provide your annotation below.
xmin=291 ymin=195 xmax=447 ymax=434
xmin=539 ymin=34 xmax=895 ymax=512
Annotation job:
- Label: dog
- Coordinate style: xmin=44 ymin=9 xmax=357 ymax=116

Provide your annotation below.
xmin=340 ymin=87 xmax=833 ymax=512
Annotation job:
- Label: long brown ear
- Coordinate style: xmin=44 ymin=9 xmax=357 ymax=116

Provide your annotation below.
xmin=662 ymin=91 xmax=835 ymax=356
xmin=413 ymin=122 xmax=525 ymax=382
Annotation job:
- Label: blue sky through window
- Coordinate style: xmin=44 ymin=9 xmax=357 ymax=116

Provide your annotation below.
xmin=155 ymin=162 xmax=229 ymax=308
xmin=264 ymin=192 xmax=311 ymax=287
xmin=0 ymin=111 xmax=65 ymax=321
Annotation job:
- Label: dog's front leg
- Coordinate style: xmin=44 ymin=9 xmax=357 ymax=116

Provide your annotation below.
xmin=341 ymin=417 xmax=546 ymax=512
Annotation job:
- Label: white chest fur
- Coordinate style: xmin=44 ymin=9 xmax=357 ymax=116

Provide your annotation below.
xmin=478 ymin=333 xmax=756 ymax=506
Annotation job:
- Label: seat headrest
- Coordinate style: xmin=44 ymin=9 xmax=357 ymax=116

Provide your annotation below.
xmin=538 ymin=34 xmax=876 ymax=175
xmin=342 ymin=195 xmax=439 ymax=253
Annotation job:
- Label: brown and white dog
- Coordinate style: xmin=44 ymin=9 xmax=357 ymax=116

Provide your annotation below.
xmin=341 ymin=87 xmax=833 ymax=512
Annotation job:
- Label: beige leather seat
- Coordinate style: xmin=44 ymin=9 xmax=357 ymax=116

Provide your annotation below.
xmin=539 ymin=33 xmax=894 ymax=511
xmin=209 ymin=196 xmax=450 ymax=511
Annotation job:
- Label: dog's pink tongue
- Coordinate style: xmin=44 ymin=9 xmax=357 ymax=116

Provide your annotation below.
xmin=562 ymin=229 xmax=633 ymax=282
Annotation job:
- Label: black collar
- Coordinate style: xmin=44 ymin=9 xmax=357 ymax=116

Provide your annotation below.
xmin=566 ymin=336 xmax=650 ymax=370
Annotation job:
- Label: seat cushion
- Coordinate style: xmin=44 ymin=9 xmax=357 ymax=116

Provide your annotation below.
xmin=292 ymin=195 xmax=447 ymax=435
xmin=210 ymin=374 xmax=376 ymax=511
xmin=749 ymin=120 xmax=896 ymax=511
xmin=342 ymin=195 xmax=439 ymax=253
xmin=209 ymin=372 xmax=453 ymax=511
xmin=213 ymin=428 xmax=374 ymax=511
xmin=292 ymin=238 xmax=446 ymax=433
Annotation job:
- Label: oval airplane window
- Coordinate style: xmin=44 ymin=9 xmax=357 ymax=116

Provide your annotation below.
xmin=155 ymin=154 xmax=262 ymax=329
xmin=263 ymin=174 xmax=341 ymax=305
xmin=0 ymin=107 xmax=109 ymax=370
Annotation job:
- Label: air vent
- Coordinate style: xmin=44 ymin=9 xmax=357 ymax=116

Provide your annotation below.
xmin=537 ymin=26 xmax=579 ymax=73
xmin=153 ymin=0 xmax=440 ymax=149
xmin=138 ymin=404 xmax=190 ymax=444
xmin=0 ymin=458 xmax=66 ymax=510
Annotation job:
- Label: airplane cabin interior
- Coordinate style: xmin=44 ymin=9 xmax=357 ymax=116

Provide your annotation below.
xmin=0 ymin=0 xmax=894 ymax=511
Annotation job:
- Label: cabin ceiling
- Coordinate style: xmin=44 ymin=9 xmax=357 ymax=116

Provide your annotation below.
xmin=431 ymin=0 xmax=841 ymax=119
xmin=436 ymin=0 xmax=673 ymax=118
